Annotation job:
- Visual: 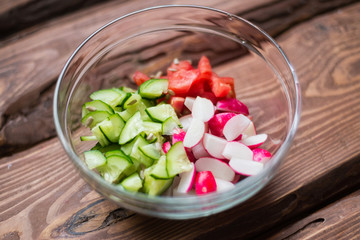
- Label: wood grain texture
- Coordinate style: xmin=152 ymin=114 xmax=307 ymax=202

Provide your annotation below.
xmin=1 ymin=2 xmax=360 ymax=239
xmin=0 ymin=0 xmax=357 ymax=156
xmin=264 ymin=189 xmax=360 ymax=240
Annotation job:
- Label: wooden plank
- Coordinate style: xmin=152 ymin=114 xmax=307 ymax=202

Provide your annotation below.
xmin=262 ymin=189 xmax=360 ymax=240
xmin=0 ymin=0 xmax=356 ymax=155
xmin=0 ymin=2 xmax=360 ymax=239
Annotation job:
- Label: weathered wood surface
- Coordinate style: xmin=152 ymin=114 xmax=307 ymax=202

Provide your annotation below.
xmin=0 ymin=0 xmax=357 ymax=156
xmin=0 ymin=1 xmax=360 ymax=239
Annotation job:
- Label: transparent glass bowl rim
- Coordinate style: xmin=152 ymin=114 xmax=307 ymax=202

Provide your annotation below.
xmin=53 ymin=5 xmax=301 ymax=206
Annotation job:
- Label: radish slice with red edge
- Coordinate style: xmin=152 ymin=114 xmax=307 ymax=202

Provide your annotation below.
xmin=184 ymin=97 xmax=195 ymax=111
xmin=191 ymin=96 xmax=215 ymax=122
xmin=195 ymin=171 xmax=217 ymax=195
xmin=222 ymin=141 xmax=253 ymax=160
xmin=183 ymin=118 xmax=205 ymax=148
xmin=203 ymin=133 xmax=227 ymax=159
xmin=172 ymin=128 xmax=186 ymax=145
xmin=229 ymin=158 xmax=264 ymax=176
xmin=216 ymin=98 xmax=249 ymax=115
xmin=162 ymin=141 xmax=171 ymax=154
xmin=252 ymin=148 xmax=272 ymax=163
xmin=176 ymin=162 xmax=196 ymax=193
xmin=195 ymin=157 xmax=235 ymax=182
xmin=208 ymin=112 xmax=236 ymax=137
xmin=240 ymin=133 xmax=268 ymax=149
xmin=223 ymin=114 xmax=250 ymax=141
xmin=179 ymin=114 xmax=193 ymax=132
xmin=192 ymin=141 xmax=210 ymax=159
xmin=215 ymin=178 xmax=235 ymax=192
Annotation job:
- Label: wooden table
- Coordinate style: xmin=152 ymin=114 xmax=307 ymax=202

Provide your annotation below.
xmin=1 ymin=0 xmax=359 ymax=239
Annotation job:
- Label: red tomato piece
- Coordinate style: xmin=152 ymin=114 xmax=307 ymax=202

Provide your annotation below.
xmin=132 ymin=71 xmax=150 ymax=86
xmin=169 ymin=96 xmax=185 ymax=115
xmin=198 ymin=56 xmax=212 ymax=80
xmin=168 ymin=69 xmax=200 ymax=95
xmin=167 ymin=60 xmax=193 ymax=77
xmin=209 ymin=73 xmax=232 ymax=98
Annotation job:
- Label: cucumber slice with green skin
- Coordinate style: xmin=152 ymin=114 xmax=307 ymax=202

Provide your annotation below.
xmin=138 ymin=79 xmax=169 ymax=99
xmin=98 ymin=113 xmax=125 ymax=143
xmin=119 ymin=112 xmax=144 ymax=145
xmin=92 ymin=144 xmax=120 ymax=153
xmin=102 ymin=155 xmax=133 ymax=183
xmin=121 ymin=137 xmax=137 ymax=155
xmin=128 ymin=135 xmax=154 ymax=168
xmin=82 ymin=100 xmax=114 ymax=118
xmin=80 ymin=135 xmax=97 ymax=141
xmin=81 ymin=111 xmax=111 ymax=129
xmin=166 ymin=141 xmax=192 ymax=178
xmin=145 ymin=104 xmax=181 ymax=125
xmin=139 ymin=143 xmax=161 ymax=160
xmin=123 ymin=94 xmax=142 ymax=109
xmin=120 ymin=172 xmax=143 ymax=192
xmin=149 ymin=156 xmax=169 ymax=180
xmin=84 ymin=150 xmax=106 ymax=170
xmin=105 ymin=149 xmax=128 ymax=158
xmin=120 ymin=86 xmax=136 ymax=93
xmin=162 ymin=117 xmax=180 ymax=135
xmin=91 ymin=125 xmax=111 ymax=146
xmin=143 ymin=166 xmax=174 ymax=196
xmin=118 ymin=101 xmax=150 ymax=122
xmin=90 ymin=89 xmax=125 ymax=108
xmin=143 ymin=121 xmax=162 ymax=135
xmin=141 ymin=98 xmax=156 ymax=108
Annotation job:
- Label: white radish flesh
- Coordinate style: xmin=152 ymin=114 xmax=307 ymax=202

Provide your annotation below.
xmin=223 ymin=114 xmax=250 ymax=141
xmin=183 ymin=118 xmax=205 ymax=148
xmin=192 ymin=141 xmax=210 ymax=159
xmin=242 ymin=121 xmax=256 ymax=138
xmin=240 ymin=133 xmax=268 ymax=149
xmin=184 ymin=97 xmax=195 ymax=111
xmin=179 ymin=114 xmax=193 ymax=132
xmin=203 ymin=133 xmax=227 ymax=159
xmin=215 ymin=178 xmax=235 ymax=192
xmin=176 ymin=162 xmax=196 ymax=193
xmin=191 ymin=96 xmax=215 ymax=122
xmin=195 ymin=157 xmax=235 ymax=182
xmin=229 ymin=158 xmax=264 ymax=176
xmin=208 ymin=112 xmax=236 ymax=137
xmin=222 ymin=141 xmax=253 ymax=160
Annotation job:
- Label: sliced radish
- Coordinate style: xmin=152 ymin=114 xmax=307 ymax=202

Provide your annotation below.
xmin=229 ymin=158 xmax=264 ymax=176
xmin=176 ymin=162 xmax=196 ymax=193
xmin=215 ymin=178 xmax=235 ymax=192
xmin=179 ymin=114 xmax=193 ymax=132
xmin=223 ymin=114 xmax=250 ymax=141
xmin=231 ymin=174 xmax=241 ymax=184
xmin=253 ymin=148 xmax=272 ymax=163
xmin=216 ymin=98 xmax=249 ymax=115
xmin=195 ymin=171 xmax=217 ymax=195
xmin=183 ymin=118 xmax=205 ymax=148
xmin=203 ymin=133 xmax=227 ymax=159
xmin=172 ymin=128 xmax=186 ymax=145
xmin=195 ymin=157 xmax=235 ymax=182
xmin=208 ymin=112 xmax=236 ymax=137
xmin=162 ymin=141 xmax=171 ymax=154
xmin=192 ymin=141 xmax=210 ymax=159
xmin=240 ymin=133 xmax=268 ymax=149
xmin=184 ymin=97 xmax=195 ymax=111
xmin=222 ymin=141 xmax=253 ymax=160
xmin=242 ymin=121 xmax=256 ymax=138
xmin=191 ymin=96 xmax=215 ymax=122
xmin=186 ymin=148 xmax=196 ymax=163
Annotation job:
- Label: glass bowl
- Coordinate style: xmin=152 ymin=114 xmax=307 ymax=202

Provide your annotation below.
xmin=53 ymin=5 xmax=301 ymax=219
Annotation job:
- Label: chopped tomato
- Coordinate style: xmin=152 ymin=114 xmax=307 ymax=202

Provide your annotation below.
xmin=167 ymin=60 xmax=193 ymax=77
xmin=220 ymin=76 xmax=234 ymax=86
xmin=133 ymin=71 xmax=150 ymax=86
xmin=168 ymin=69 xmax=200 ymax=95
xmin=209 ymin=74 xmax=232 ymax=98
xmin=169 ymin=96 xmax=185 ymax=115
xmin=198 ymin=56 xmax=212 ymax=80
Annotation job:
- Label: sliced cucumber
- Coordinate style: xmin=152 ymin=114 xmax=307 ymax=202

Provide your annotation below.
xmin=149 ymin=156 xmax=169 ymax=179
xmin=81 ymin=100 xmax=114 ymax=118
xmin=123 ymin=94 xmax=142 ymax=109
xmin=105 ymin=149 xmax=128 ymax=158
xmin=92 ymin=144 xmax=120 ymax=153
xmin=119 ymin=86 xmax=136 ymax=93
xmin=91 ymin=125 xmax=111 ymax=146
xmin=121 ymin=137 xmax=137 ymax=155
xmin=138 ymin=79 xmax=168 ymax=99
xmin=139 ymin=143 xmax=161 ymax=160
xmin=143 ymin=166 xmax=173 ymax=196
xmin=98 ymin=113 xmax=125 ymax=143
xmin=81 ymin=111 xmax=111 ymax=129
xmin=90 ymin=89 xmax=123 ymax=107
xmin=80 ymin=135 xmax=97 ymax=141
xmin=166 ymin=141 xmax=192 ymax=177
xmin=128 ymin=136 xmax=154 ymax=168
xmin=119 ymin=112 xmax=143 ymax=145
xmin=145 ymin=104 xmax=181 ymax=125
xmin=120 ymin=172 xmax=143 ymax=192
xmin=143 ymin=121 xmax=162 ymax=135
xmin=102 ymin=155 xmax=133 ymax=183
xmin=84 ymin=150 xmax=106 ymax=170
xmin=162 ymin=117 xmax=180 ymax=135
